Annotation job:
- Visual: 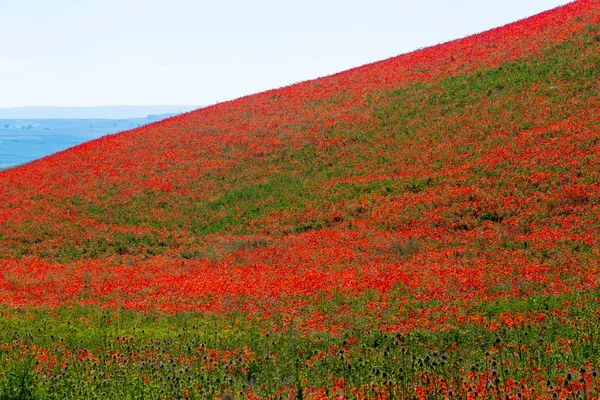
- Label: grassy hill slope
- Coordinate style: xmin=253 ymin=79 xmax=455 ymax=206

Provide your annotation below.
xmin=0 ymin=1 xmax=598 ymax=398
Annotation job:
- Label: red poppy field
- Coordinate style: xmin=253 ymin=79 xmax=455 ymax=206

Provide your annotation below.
xmin=0 ymin=1 xmax=599 ymax=398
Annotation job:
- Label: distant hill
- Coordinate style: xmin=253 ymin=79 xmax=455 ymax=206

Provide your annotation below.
xmin=0 ymin=105 xmax=199 ymax=119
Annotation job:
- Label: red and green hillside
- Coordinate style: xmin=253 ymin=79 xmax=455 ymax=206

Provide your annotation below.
xmin=0 ymin=1 xmax=599 ymax=398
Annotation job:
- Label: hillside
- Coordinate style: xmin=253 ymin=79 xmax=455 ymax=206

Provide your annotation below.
xmin=0 ymin=1 xmax=599 ymax=398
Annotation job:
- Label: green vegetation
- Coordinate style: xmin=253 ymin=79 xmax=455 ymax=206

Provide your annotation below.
xmin=0 ymin=289 xmax=598 ymax=398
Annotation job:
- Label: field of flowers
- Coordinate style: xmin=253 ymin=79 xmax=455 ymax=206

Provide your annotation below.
xmin=0 ymin=0 xmax=599 ymax=398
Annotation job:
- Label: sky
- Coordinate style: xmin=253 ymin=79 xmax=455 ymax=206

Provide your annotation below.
xmin=0 ymin=0 xmax=572 ymax=108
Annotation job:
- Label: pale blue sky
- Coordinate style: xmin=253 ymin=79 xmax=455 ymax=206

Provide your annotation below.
xmin=0 ymin=0 xmax=571 ymax=108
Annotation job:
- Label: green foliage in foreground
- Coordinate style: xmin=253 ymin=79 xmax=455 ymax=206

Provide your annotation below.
xmin=0 ymin=290 xmax=599 ymax=399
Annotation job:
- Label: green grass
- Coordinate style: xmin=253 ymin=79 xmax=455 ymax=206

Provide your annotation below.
xmin=0 ymin=289 xmax=599 ymax=398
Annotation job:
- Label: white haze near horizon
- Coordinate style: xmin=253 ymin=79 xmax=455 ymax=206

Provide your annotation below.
xmin=0 ymin=0 xmax=572 ymax=108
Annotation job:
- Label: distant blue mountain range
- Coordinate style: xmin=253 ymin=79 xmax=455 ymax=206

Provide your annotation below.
xmin=0 ymin=105 xmax=199 ymax=119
